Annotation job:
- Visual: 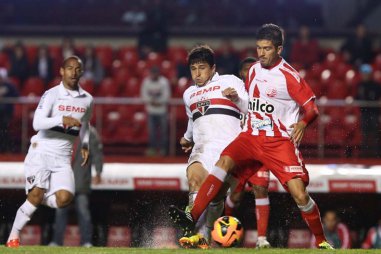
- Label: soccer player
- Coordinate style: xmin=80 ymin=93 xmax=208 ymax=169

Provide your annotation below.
xmin=224 ymin=57 xmax=271 ymax=248
xmin=6 ymin=56 xmax=93 ymax=248
xmin=169 ymin=24 xmax=334 ymax=249
xmin=178 ymin=44 xmax=248 ymax=248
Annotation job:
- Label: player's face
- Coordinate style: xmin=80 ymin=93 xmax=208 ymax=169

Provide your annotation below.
xmin=60 ymin=58 xmax=83 ymax=90
xmin=239 ymin=62 xmax=253 ymax=81
xmin=190 ymin=62 xmax=215 ymax=87
xmin=256 ymin=40 xmax=282 ymax=68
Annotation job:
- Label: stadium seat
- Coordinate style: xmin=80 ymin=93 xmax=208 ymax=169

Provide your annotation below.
xmin=146 ymin=52 xmax=165 ymax=68
xmin=21 ymin=77 xmax=45 ymax=97
xmin=167 ymin=46 xmax=188 ymax=64
xmin=326 ymin=80 xmax=348 ymax=99
xmin=80 ymin=78 xmax=95 ymax=94
xmin=372 ymin=53 xmax=381 ymax=71
xmin=47 ymin=76 xmax=62 ymax=89
xmin=97 ymin=77 xmax=119 ymax=97
xmin=0 ymin=52 xmax=10 ymax=69
xmin=25 ymin=44 xmax=38 ymax=65
xmin=173 ymin=77 xmax=191 ymax=98
xmin=161 ymin=60 xmax=177 ymax=81
xmin=120 ymin=76 xmax=141 ymax=97
xmin=95 ymin=45 xmax=114 ymax=72
xmin=112 ymin=67 xmax=132 ymax=88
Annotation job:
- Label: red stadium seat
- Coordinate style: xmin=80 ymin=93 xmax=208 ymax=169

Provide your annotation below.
xmin=25 ymin=44 xmax=38 ymax=65
xmin=161 ymin=60 xmax=177 ymax=80
xmin=95 ymin=45 xmax=114 ymax=72
xmin=120 ymin=76 xmax=141 ymax=97
xmin=173 ymin=77 xmax=191 ymax=98
xmin=167 ymin=46 xmax=188 ymax=64
xmin=372 ymin=53 xmax=381 ymax=71
xmin=146 ymin=52 xmax=165 ymax=68
xmin=97 ymin=77 xmax=119 ymax=97
xmin=326 ymin=80 xmax=348 ymax=99
xmin=21 ymin=77 xmax=45 ymax=97
xmin=47 ymin=77 xmax=62 ymax=89
xmin=80 ymin=78 xmax=95 ymax=94
xmin=113 ymin=67 xmax=132 ymax=87
xmin=0 ymin=52 xmax=10 ymax=69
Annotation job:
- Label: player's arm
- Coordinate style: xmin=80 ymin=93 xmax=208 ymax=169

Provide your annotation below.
xmin=79 ymin=101 xmax=93 ymax=166
xmin=222 ymin=77 xmax=248 ymax=113
xmin=181 ymin=92 xmax=194 ymax=153
xmin=33 ymin=91 xmax=80 ymax=131
xmin=90 ymin=128 xmax=103 ymax=184
xmin=290 ymin=99 xmax=319 ymax=145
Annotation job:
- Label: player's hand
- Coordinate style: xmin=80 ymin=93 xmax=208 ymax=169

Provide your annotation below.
xmin=180 ymin=137 xmax=193 ymax=153
xmin=222 ymin=88 xmax=239 ymax=102
xmin=81 ymin=148 xmax=89 ymax=166
xmin=289 ymin=121 xmax=307 ymax=146
xmin=92 ymin=174 xmax=101 ymax=185
xmin=63 ymin=116 xmax=81 ymax=127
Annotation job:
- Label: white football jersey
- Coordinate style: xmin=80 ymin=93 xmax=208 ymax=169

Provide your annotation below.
xmin=183 ymin=73 xmax=248 ymax=148
xmin=30 ymin=82 xmax=93 ymax=156
xmin=243 ymin=58 xmax=315 ymax=138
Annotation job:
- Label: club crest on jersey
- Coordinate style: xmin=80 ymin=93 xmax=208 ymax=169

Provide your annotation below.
xmin=266 ymin=87 xmax=277 ymax=98
xmin=27 ymin=175 xmax=35 ymax=184
xmin=196 ymin=100 xmax=211 ymax=115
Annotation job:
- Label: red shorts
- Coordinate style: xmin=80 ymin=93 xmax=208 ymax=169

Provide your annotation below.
xmin=223 ymin=132 xmax=309 ymax=191
xmin=233 ymin=165 xmax=269 ymax=193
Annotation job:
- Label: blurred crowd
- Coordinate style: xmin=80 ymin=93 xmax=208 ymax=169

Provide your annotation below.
xmin=1 ymin=24 xmax=381 ymax=157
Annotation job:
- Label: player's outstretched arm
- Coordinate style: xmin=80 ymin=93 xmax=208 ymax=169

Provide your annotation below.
xmin=180 ymin=137 xmax=193 ymax=153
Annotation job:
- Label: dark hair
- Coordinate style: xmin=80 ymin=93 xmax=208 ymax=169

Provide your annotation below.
xmin=187 ymin=44 xmax=215 ymax=67
xmin=239 ymin=57 xmax=257 ymax=72
xmin=62 ymin=55 xmax=83 ymax=68
xmin=256 ymin=23 xmax=284 ymax=47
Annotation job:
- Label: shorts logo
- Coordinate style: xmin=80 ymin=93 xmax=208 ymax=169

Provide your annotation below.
xmin=284 ymin=166 xmax=303 ymax=173
xmin=266 ymin=87 xmax=277 ymax=97
xmin=196 ymin=100 xmax=210 ymax=115
xmin=27 ymin=176 xmax=35 ymax=184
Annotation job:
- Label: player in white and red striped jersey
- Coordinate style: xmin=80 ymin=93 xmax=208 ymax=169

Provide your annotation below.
xmin=176 ymin=44 xmax=248 ymax=248
xmin=362 ymin=216 xmax=381 ymax=249
xmin=224 ymin=57 xmax=271 ymax=248
xmin=6 ymin=56 xmax=93 ymax=248
xmin=169 ymin=24 xmax=334 ymax=250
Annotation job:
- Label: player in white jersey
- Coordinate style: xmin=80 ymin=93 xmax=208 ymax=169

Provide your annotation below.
xmin=176 ymin=44 xmax=247 ymax=248
xmin=6 ymin=56 xmax=93 ymax=248
xmin=169 ymin=24 xmax=334 ymax=250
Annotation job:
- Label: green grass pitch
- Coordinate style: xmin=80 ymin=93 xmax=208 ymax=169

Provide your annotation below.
xmin=0 ymin=247 xmax=379 ymax=254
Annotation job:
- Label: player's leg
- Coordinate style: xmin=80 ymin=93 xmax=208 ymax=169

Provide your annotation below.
xmin=225 ymin=191 xmax=244 ymax=216
xmin=6 ymin=187 xmax=44 ymax=247
xmin=249 ymin=168 xmax=271 ymax=248
xmin=260 ymin=138 xmax=332 ymax=249
xmin=50 ymin=205 xmax=69 ymax=246
xmin=75 ymin=194 xmax=93 ymax=246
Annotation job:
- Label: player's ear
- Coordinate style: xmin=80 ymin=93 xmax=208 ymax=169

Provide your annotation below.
xmin=211 ymin=64 xmax=216 ymax=72
xmin=59 ymin=67 xmax=64 ymax=76
xmin=277 ymin=46 xmax=283 ymax=56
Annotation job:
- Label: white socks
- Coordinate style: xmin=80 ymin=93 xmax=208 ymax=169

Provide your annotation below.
xmin=42 ymin=194 xmax=58 ymax=208
xmin=297 ymin=197 xmax=315 ymax=213
xmin=211 ymin=166 xmax=227 ymax=182
xmin=8 ymin=200 xmax=37 ymax=241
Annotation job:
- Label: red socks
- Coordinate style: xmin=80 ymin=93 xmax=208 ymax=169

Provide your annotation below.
xmin=191 ymin=175 xmax=223 ymax=221
xmin=255 ymin=198 xmax=270 ymax=237
xmin=300 ymin=203 xmax=326 ymax=246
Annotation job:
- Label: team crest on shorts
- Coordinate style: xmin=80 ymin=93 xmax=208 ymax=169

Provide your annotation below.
xmin=196 ymin=100 xmax=211 ymax=115
xmin=27 ymin=175 xmax=35 ymax=184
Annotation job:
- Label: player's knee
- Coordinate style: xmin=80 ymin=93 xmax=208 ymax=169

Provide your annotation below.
xmin=216 ymin=155 xmax=235 ymax=173
xmin=56 ymin=191 xmax=74 ymax=208
xmin=27 ymin=188 xmax=45 ymax=205
xmin=252 ymin=185 xmax=268 ymax=198
xmin=188 ymin=174 xmax=204 ymax=190
xmin=291 ymin=191 xmax=309 ymax=205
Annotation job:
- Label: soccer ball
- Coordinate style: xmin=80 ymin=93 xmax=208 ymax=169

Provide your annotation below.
xmin=211 ymin=216 xmax=243 ymax=247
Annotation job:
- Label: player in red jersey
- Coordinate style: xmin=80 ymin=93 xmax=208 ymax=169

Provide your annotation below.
xmin=224 ymin=57 xmax=271 ymax=248
xmin=169 ymin=24 xmax=333 ymax=250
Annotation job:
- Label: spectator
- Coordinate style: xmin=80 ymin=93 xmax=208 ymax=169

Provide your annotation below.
xmin=50 ymin=126 xmax=103 ymax=247
xmin=32 ymin=44 xmax=54 ymax=85
xmin=356 ymin=64 xmax=381 ymax=158
xmin=215 ymin=39 xmax=240 ymax=76
xmin=82 ymin=44 xmax=104 ymax=85
xmin=140 ymin=66 xmax=171 ymax=156
xmin=0 ymin=68 xmax=18 ymax=152
xmin=137 ymin=0 xmax=168 ymax=57
xmin=290 ymin=25 xmax=320 ymax=68
xmin=341 ymin=24 xmax=374 ymax=66
xmin=8 ymin=41 xmax=29 ymax=85
xmin=362 ymin=215 xmax=381 ymax=249
xmin=311 ymin=210 xmax=351 ymax=249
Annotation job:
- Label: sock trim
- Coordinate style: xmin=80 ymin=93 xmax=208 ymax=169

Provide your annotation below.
xmin=211 ymin=166 xmax=227 ymax=182
xmin=255 ymin=197 xmax=270 ymax=206
xmin=226 ymin=195 xmax=235 ymax=208
xmin=298 ymin=197 xmax=315 ymax=213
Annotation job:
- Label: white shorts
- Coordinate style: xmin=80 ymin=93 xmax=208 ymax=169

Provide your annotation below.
xmin=24 ymin=150 xmax=74 ymax=197
xmin=188 ymin=143 xmax=224 ymax=173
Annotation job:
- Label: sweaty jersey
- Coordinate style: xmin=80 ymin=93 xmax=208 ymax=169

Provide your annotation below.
xmin=243 ymin=58 xmax=315 ymax=138
xmin=183 ymin=72 xmax=248 ymax=148
xmin=30 ymin=82 xmax=93 ymax=156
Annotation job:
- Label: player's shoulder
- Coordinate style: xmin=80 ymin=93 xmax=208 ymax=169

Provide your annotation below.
xmin=219 ymin=74 xmax=244 ymax=86
xmin=80 ymin=88 xmax=94 ymax=101
xmin=42 ymin=85 xmax=60 ymax=98
xmin=278 ymin=60 xmax=302 ymax=83
xmin=183 ymin=84 xmax=197 ymax=100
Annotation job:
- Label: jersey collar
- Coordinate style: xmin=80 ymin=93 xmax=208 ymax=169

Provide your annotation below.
xmin=262 ymin=57 xmax=283 ymax=70
xmin=59 ymin=82 xmax=86 ymax=97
